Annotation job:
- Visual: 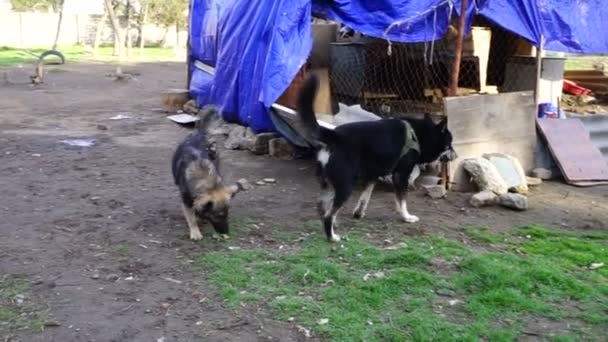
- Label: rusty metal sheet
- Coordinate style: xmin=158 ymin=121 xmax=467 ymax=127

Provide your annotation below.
xmin=537 ymin=118 xmax=608 ymax=185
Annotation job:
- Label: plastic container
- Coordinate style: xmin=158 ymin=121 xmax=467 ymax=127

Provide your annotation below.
xmin=563 ymin=80 xmax=592 ymax=96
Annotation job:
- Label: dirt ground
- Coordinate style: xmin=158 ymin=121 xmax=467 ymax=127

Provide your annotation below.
xmin=1 ymin=62 xmax=607 ymax=342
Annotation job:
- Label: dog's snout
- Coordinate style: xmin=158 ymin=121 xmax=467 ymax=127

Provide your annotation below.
xmin=439 ymin=148 xmax=458 ymax=162
xmin=211 ymin=219 xmax=229 ymax=235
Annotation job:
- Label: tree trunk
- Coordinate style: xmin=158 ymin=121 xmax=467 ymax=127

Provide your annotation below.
xmin=174 ymin=23 xmax=180 ymax=55
xmin=51 ymin=0 xmax=65 ymax=50
xmin=104 ymin=0 xmax=124 ymax=61
xmin=139 ymin=4 xmax=147 ymax=57
xmin=93 ymin=10 xmax=108 ymax=57
xmin=125 ymin=0 xmax=132 ymax=59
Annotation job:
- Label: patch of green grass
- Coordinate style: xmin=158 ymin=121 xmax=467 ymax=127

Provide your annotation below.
xmin=565 ymin=56 xmax=608 ymax=71
xmin=197 ymin=225 xmax=608 ymax=341
xmin=463 ymin=226 xmax=505 ymax=244
xmin=0 ymin=45 xmax=177 ymax=67
xmin=0 ymin=277 xmax=46 ymax=337
xmin=114 ymin=243 xmax=130 ymax=257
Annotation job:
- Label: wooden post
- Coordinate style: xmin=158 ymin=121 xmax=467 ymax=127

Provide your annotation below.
xmin=443 ymin=0 xmax=468 ymax=190
xmin=447 ymin=0 xmax=468 ymax=97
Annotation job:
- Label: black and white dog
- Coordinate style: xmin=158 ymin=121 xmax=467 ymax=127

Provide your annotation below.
xmin=297 ymin=74 xmax=457 ymax=242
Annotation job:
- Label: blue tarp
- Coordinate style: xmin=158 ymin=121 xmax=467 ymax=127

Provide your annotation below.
xmin=478 ymin=0 xmax=608 ymax=54
xmin=189 ymin=0 xmax=608 ymax=133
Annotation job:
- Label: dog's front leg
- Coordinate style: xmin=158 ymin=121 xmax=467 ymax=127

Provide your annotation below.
xmin=392 ymin=173 xmax=419 ymax=223
xmin=182 ymin=204 xmax=203 ymax=240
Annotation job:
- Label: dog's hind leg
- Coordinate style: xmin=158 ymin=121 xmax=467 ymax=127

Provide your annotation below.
xmin=182 ymin=204 xmax=203 ymax=240
xmin=353 ymin=181 xmax=375 ymax=219
xmin=317 ymin=183 xmax=351 ymax=242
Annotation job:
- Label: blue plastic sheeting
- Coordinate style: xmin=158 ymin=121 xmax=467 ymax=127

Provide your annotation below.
xmin=478 ymin=0 xmax=608 ymax=54
xmin=189 ymin=0 xmax=312 ymax=133
xmin=312 ymin=0 xmax=456 ymax=43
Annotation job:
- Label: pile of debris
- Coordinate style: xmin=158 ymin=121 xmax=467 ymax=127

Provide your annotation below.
xmin=165 ymin=96 xmax=298 ymax=160
xmin=463 ymin=153 xmax=544 ymax=211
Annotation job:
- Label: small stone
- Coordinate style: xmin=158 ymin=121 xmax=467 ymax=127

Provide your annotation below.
xmin=589 ymin=262 xmax=604 ymax=270
xmin=237 ymin=127 xmax=256 ymax=150
xmin=268 ymin=137 xmax=295 ymax=160
xmin=90 ymin=273 xmax=100 ymax=280
xmin=317 ymin=318 xmax=329 ymax=325
xmin=183 ymin=99 xmax=198 ymax=114
xmin=499 ymin=193 xmax=528 ymax=211
xmin=470 ymin=190 xmax=499 ymax=208
xmin=263 ymin=178 xmax=276 ymax=184
xmin=448 ymin=299 xmax=463 ymax=306
xmin=417 ymin=175 xmax=442 ymax=186
xmin=14 ymin=294 xmax=25 ymax=305
xmin=531 ymin=167 xmax=553 ymax=180
xmin=105 ymin=274 xmax=119 ymax=282
xmin=96 ymin=124 xmax=108 ymax=131
xmin=224 ymin=126 xmax=247 ymax=150
xmin=526 ymin=176 xmax=542 ymax=186
xmin=422 ymin=185 xmax=446 ymax=199
xmin=436 ymin=289 xmax=455 ymax=297
xmin=248 ymin=133 xmax=278 ymax=155
xmin=255 ymin=181 xmax=266 ymax=186
xmin=237 ymin=178 xmax=252 ymax=191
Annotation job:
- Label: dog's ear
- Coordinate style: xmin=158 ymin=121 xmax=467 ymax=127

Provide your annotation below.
xmin=437 ymin=117 xmax=448 ymax=132
xmin=226 ymin=184 xmax=241 ymax=198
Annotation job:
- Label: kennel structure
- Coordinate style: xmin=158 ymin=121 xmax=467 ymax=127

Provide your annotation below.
xmin=187 ymin=0 xmax=608 ymax=133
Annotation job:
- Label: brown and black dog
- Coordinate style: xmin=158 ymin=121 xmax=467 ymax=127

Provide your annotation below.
xmin=171 ymin=119 xmax=241 ymax=240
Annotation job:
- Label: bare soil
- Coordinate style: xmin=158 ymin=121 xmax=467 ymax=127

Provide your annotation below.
xmin=1 ymin=62 xmax=607 ymax=341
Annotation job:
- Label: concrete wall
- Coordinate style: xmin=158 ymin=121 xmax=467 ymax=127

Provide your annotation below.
xmin=445 ymin=91 xmax=537 ymax=192
xmin=0 ymin=11 xmax=187 ymax=48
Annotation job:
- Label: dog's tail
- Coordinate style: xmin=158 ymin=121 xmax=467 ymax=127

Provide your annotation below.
xmin=297 ymin=73 xmax=338 ymax=147
xmin=195 ymin=105 xmax=220 ymax=132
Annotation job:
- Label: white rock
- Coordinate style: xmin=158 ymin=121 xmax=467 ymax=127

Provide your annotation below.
xmin=483 ymin=153 xmax=528 ymax=194
xmin=463 ymin=158 xmax=508 ymax=194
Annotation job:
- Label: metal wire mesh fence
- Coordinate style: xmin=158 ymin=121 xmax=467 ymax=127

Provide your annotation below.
xmin=319 ymin=15 xmax=548 ymax=119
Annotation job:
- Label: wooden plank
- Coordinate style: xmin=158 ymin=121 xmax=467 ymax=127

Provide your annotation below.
xmin=564 ymin=70 xmax=605 ymax=77
xmin=313 ymin=68 xmax=333 ymax=115
xmin=445 ymin=91 xmax=536 ymax=143
xmin=536 ymin=118 xmax=608 ymax=184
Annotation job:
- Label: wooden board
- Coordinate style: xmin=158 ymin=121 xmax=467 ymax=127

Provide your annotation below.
xmin=313 ymin=68 xmax=333 ymax=115
xmin=444 ymin=91 xmax=537 ymax=192
xmin=536 ymin=118 xmax=608 ymax=185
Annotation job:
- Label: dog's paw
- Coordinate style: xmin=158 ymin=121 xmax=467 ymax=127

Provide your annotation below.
xmin=329 ymin=234 xmax=341 ymax=243
xmin=190 ymin=230 xmax=203 ymax=240
xmin=353 ymin=210 xmax=364 ymax=219
xmin=403 ymin=214 xmax=420 ymax=223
